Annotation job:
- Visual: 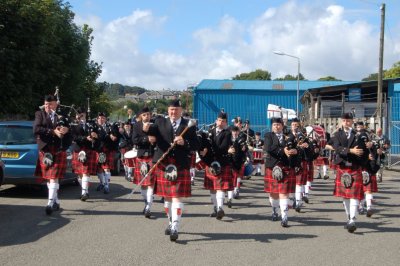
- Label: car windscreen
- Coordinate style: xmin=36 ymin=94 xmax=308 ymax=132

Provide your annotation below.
xmin=0 ymin=125 xmax=36 ymax=145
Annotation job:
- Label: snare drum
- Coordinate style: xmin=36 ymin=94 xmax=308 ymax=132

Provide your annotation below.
xmin=252 ymin=148 xmax=264 ymax=163
xmin=124 ymin=149 xmax=137 ymax=168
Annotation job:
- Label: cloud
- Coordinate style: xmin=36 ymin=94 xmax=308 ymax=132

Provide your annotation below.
xmin=74 ymin=2 xmax=400 ymax=89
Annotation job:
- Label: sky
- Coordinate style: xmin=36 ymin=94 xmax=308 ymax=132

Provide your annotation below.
xmin=67 ymin=0 xmax=400 ymax=90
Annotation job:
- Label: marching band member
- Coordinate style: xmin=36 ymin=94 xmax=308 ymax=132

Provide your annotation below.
xmin=146 ymin=99 xmax=200 ymax=241
xmin=332 ymin=112 xmax=365 ymax=233
xmin=264 ymin=117 xmax=298 ymax=227
xmin=96 ymin=112 xmax=120 ymax=194
xmin=227 ymin=126 xmax=247 ymax=208
xmin=252 ymin=132 xmax=264 ymax=176
xmin=71 ymin=107 xmax=100 ymax=201
xmin=375 ymin=128 xmax=390 ymax=182
xmin=34 ymin=94 xmax=72 ymax=215
xmin=201 ymin=111 xmax=233 ymax=220
xmin=119 ymin=121 xmax=134 ymax=182
xmin=315 ymin=124 xmax=330 ymax=180
xmin=132 ymin=106 xmax=155 ymax=218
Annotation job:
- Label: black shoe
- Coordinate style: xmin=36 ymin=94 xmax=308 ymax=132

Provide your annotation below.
xmin=227 ymin=199 xmax=232 ymax=208
xmin=170 ymin=229 xmax=179 ymax=242
xmin=52 ymin=202 xmax=60 ymax=211
xmin=216 ymin=207 xmax=225 ymax=220
xmin=80 ymin=193 xmax=89 ymax=202
xmin=366 ymin=209 xmax=373 ymax=218
xmin=233 ymin=191 xmax=239 ymax=199
xmin=272 ymin=212 xmax=279 ymax=221
xmin=316 ymin=173 xmax=322 ymax=179
xmin=303 ymin=196 xmax=309 ymax=204
xmin=358 ymin=207 xmax=365 ymax=215
xmin=210 ymin=207 xmax=217 ymax=217
xmin=323 ymin=175 xmax=329 ymax=180
xmin=346 ymin=221 xmax=357 ymax=233
xmin=45 ymin=205 xmax=53 ymax=215
xmin=281 ymin=218 xmax=289 ymax=227
xmin=96 ymin=184 xmax=104 ymax=191
xmin=165 ymin=225 xmax=171 ymax=235
xmin=144 ymin=208 xmax=151 ymax=218
xmin=191 ymin=180 xmax=195 ymax=186
xmin=295 ymin=205 xmax=301 ymax=213
xmin=103 ymin=186 xmax=110 ymax=194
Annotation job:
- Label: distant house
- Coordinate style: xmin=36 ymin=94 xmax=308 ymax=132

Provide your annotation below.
xmin=124 ymin=93 xmax=139 ymax=103
xmin=158 ymin=90 xmax=176 ymax=100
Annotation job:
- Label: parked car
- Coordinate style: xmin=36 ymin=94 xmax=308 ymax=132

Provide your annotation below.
xmin=0 ymin=121 xmax=77 ymax=186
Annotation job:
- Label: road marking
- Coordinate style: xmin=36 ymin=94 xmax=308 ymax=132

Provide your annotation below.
xmin=37 ymin=220 xmax=51 ymax=226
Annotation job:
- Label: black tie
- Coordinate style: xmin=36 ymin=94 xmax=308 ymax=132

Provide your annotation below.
xmin=172 ymin=121 xmax=177 ymax=132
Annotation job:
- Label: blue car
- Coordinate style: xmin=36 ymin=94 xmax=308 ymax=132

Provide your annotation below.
xmin=0 ymin=121 xmax=77 ymax=186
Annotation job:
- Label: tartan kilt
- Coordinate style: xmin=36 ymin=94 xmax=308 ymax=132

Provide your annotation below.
xmin=190 ymin=153 xmax=196 ymax=168
xmin=264 ymin=165 xmax=296 ymax=194
xmin=333 ymin=166 xmax=364 ymax=200
xmin=34 ymin=146 xmax=67 ymax=180
xmin=314 ymin=156 xmax=328 ymax=166
xmin=296 ymin=161 xmax=308 ymax=185
xmin=306 ymin=161 xmax=314 ymax=182
xmin=72 ymin=148 xmax=97 ymax=175
xmin=363 ymin=174 xmax=378 ymax=193
xmin=97 ymin=147 xmax=116 ymax=170
xmin=232 ymin=165 xmax=244 ymax=188
xmin=133 ymin=156 xmax=155 ymax=186
xmin=154 ymin=157 xmax=191 ymax=198
xmin=204 ymin=165 xmax=234 ymax=191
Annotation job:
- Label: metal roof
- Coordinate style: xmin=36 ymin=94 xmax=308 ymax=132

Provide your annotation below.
xmin=195 ymin=79 xmax=356 ymax=91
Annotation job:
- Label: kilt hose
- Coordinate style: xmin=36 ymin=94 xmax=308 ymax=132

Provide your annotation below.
xmin=133 ymin=156 xmax=155 ymax=186
xmin=333 ymin=166 xmax=364 ymax=200
xmin=97 ymin=147 xmax=116 ymax=171
xmin=363 ymin=174 xmax=378 ymax=193
xmin=72 ymin=148 xmax=97 ymax=175
xmin=314 ymin=156 xmax=328 ymax=166
xmin=204 ymin=165 xmax=234 ymax=191
xmin=35 ymin=145 xmax=67 ymax=180
xmin=264 ymin=165 xmax=296 ymax=194
xmin=232 ymin=165 xmax=244 ymax=188
xmin=296 ymin=160 xmax=308 ymax=185
xmin=154 ymin=157 xmax=191 ymax=198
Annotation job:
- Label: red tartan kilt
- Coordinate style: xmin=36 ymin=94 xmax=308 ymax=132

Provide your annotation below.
xmin=314 ymin=156 xmax=328 ymax=166
xmin=296 ymin=161 xmax=308 ymax=185
xmin=72 ymin=148 xmax=97 ymax=175
xmin=97 ymin=148 xmax=116 ymax=170
xmin=306 ymin=161 xmax=314 ymax=182
xmin=232 ymin=166 xmax=244 ymax=187
xmin=190 ymin=153 xmax=196 ymax=168
xmin=35 ymin=146 xmax=67 ymax=180
xmin=329 ymin=159 xmax=337 ymax=169
xmin=133 ymin=157 xmax=155 ymax=186
xmin=334 ymin=167 xmax=364 ymax=200
xmin=195 ymin=160 xmax=206 ymax=171
xmin=264 ymin=166 xmax=296 ymax=194
xmin=154 ymin=157 xmax=191 ymax=198
xmin=363 ymin=174 xmax=378 ymax=193
xmin=204 ymin=165 xmax=234 ymax=191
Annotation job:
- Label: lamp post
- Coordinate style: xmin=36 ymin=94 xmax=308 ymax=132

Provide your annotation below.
xmin=273 ymin=51 xmax=301 ymax=117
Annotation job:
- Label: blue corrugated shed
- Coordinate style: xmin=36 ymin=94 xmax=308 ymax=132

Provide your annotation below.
xmin=193 ymin=79 xmax=355 ymax=133
xmin=389 ymin=83 xmax=400 ymax=154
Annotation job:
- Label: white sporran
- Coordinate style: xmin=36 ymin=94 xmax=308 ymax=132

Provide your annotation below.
xmin=272 ymin=165 xmax=284 ymax=181
xmin=98 ymin=152 xmax=107 ymax=164
xmin=341 ymin=172 xmax=353 ymax=188
xmin=164 ymin=164 xmax=178 ymax=181
xmin=42 ymin=152 xmax=54 ymax=167
xmin=78 ymin=150 xmax=87 ymax=163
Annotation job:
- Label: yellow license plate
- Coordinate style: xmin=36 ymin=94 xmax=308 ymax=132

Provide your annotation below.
xmin=1 ymin=151 xmax=19 ymax=159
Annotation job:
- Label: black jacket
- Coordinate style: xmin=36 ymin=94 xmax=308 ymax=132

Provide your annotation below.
xmin=264 ymin=131 xmax=298 ymax=168
xmin=332 ymin=128 xmax=366 ymax=167
xmin=132 ymin=121 xmax=154 ymax=157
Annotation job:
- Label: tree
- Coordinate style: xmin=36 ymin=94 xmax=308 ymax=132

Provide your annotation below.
xmin=233 ymin=69 xmax=272 ymax=80
xmin=384 ymin=61 xmax=400 ymax=79
xmin=0 ymin=0 xmax=105 ymax=119
xmin=362 ymin=73 xmax=379 ymax=81
xmin=274 ymin=73 xmax=306 ymax=81
xmin=317 ymin=76 xmax=342 ymax=81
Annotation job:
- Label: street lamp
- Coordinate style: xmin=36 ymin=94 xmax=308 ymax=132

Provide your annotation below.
xmin=273 ymin=50 xmax=301 ymax=117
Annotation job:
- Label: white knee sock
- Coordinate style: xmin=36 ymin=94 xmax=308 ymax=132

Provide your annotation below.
xmin=47 ymin=182 xmax=59 ymax=205
xmin=269 ymin=197 xmax=280 ymax=214
xmin=164 ymin=201 xmax=172 ymax=224
xmin=305 ymin=181 xmax=312 ymax=194
xmin=210 ymin=193 xmax=217 ymax=208
xmin=227 ymin=190 xmax=234 ymax=200
xmin=171 ymin=202 xmax=184 ymax=231
xmin=349 ymin=198 xmax=359 ymax=221
xmin=146 ymin=187 xmax=154 ymax=208
xmin=97 ymin=172 xmax=105 ymax=184
xmin=216 ymin=190 xmax=225 ymax=209
xmin=190 ymin=168 xmax=195 ymax=180
xmin=323 ymin=165 xmax=327 ymax=176
xmin=343 ymin=199 xmax=350 ymax=219
xmin=365 ymin=194 xmax=373 ymax=209
xmin=295 ymin=185 xmax=302 ymax=202
xmin=279 ymin=198 xmax=290 ymax=220
xmin=81 ymin=175 xmax=90 ymax=195
xmin=104 ymin=171 xmax=111 ymax=186
xmin=236 ymin=177 xmax=242 ymax=188
xmin=141 ymin=188 xmax=147 ymax=202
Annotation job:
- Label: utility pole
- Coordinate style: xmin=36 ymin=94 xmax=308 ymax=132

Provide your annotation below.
xmin=377 ymin=3 xmax=385 ymax=130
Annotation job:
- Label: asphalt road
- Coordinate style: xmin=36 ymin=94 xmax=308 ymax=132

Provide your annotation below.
xmin=1 ymin=169 xmax=399 ymax=266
